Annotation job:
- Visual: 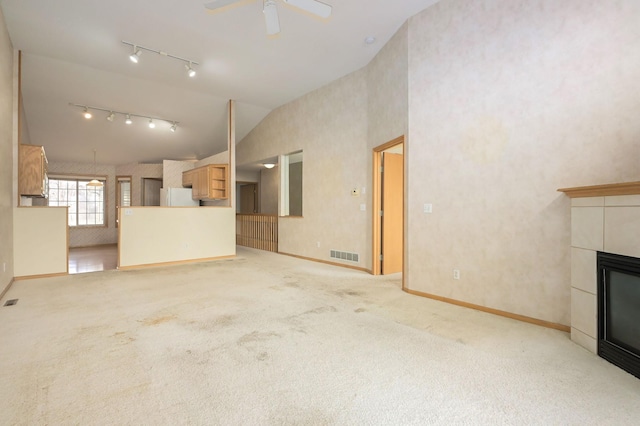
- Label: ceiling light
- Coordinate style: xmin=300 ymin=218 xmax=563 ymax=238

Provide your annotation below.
xmin=87 ymin=150 xmax=104 ymax=187
xmin=185 ymin=62 xmax=196 ymax=78
xmin=263 ymin=163 xmax=275 ymax=169
xmin=170 ymin=123 xmax=177 ymax=132
xmin=125 ymin=114 xmax=132 ymax=125
xmin=107 ymin=112 xmax=115 ymax=122
xmin=129 ymin=45 xmax=141 ymax=63
xmin=148 ymin=119 xmax=155 ymax=129
xmin=70 ymin=103 xmax=177 ymax=132
xmin=365 ymin=36 xmax=376 ymax=45
xmin=83 ymin=107 xmax=92 ymax=119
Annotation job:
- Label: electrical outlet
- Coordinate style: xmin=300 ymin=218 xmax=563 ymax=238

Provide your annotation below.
xmin=360 ymin=204 xmax=366 ymax=211
xmin=351 ymin=188 xmax=360 ymax=197
xmin=316 ymin=241 xmax=321 ymax=248
xmin=424 ymin=203 xmax=433 ymax=213
xmin=453 ymin=269 xmax=460 ymax=280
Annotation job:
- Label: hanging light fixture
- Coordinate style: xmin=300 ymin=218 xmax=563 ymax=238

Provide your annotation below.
xmin=83 ymin=107 xmax=92 ymax=119
xmin=148 ymin=119 xmax=155 ymax=129
xmin=125 ymin=114 xmax=132 ymax=125
xmin=170 ymin=122 xmax=177 ymax=132
xmin=106 ymin=111 xmax=115 ymax=122
xmin=87 ymin=149 xmax=103 ymax=187
xmin=129 ymin=45 xmax=142 ymax=63
xmin=185 ymin=62 xmax=196 ymax=78
xmin=70 ymin=104 xmax=178 ymax=131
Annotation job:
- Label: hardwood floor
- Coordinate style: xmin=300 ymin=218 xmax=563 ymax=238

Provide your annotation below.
xmin=68 ymin=244 xmax=117 ymax=274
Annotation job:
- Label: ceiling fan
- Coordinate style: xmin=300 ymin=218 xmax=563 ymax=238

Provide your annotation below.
xmin=205 ymin=0 xmax=332 ymax=36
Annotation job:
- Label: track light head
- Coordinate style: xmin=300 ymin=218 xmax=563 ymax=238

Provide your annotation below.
xmin=83 ymin=107 xmax=92 ymax=119
xmin=185 ymin=62 xmax=196 ymax=78
xmin=148 ymin=119 xmax=155 ymax=129
xmin=170 ymin=123 xmax=177 ymax=132
xmin=129 ymin=46 xmax=141 ymax=63
xmin=107 ymin=112 xmax=115 ymax=122
xmin=125 ymin=114 xmax=132 ymax=125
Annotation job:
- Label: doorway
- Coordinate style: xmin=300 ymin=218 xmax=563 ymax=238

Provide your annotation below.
xmin=142 ymin=178 xmax=162 ymax=206
xmin=373 ymin=136 xmax=404 ymax=277
xmin=238 ymin=182 xmax=258 ymax=214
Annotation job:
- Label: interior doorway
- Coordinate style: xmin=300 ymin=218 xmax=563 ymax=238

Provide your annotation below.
xmin=373 ymin=136 xmax=405 ymax=277
xmin=142 ymin=178 xmax=162 ymax=206
xmin=238 ymin=182 xmax=258 ymax=214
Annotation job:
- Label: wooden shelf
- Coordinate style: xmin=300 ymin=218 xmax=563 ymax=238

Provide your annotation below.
xmin=182 ymin=164 xmax=229 ymax=200
xmin=558 ymin=181 xmax=640 ymax=198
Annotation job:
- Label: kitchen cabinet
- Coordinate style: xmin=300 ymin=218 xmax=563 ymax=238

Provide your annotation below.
xmin=182 ymin=164 xmax=229 ymax=200
xmin=19 ymin=144 xmax=48 ymax=197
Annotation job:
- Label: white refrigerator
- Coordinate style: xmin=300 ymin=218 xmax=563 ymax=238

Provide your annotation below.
xmin=160 ymin=188 xmax=199 ymax=206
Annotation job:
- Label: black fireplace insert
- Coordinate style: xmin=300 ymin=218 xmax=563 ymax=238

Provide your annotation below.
xmin=597 ymin=251 xmax=640 ymax=379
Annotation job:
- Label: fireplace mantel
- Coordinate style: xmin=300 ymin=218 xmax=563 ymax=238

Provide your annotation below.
xmin=558 ymin=181 xmax=640 ymax=198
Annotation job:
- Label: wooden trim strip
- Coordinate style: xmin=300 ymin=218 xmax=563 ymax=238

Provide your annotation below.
xmin=278 ymin=251 xmax=371 ymax=273
xmin=404 ymin=288 xmax=571 ymax=332
xmin=558 ymin=181 xmax=640 ymax=198
xmin=117 ymin=255 xmax=236 ymax=271
xmin=14 ymin=272 xmax=68 ymax=281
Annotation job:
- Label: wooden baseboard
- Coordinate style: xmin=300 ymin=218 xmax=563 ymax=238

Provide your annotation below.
xmin=403 ymin=288 xmax=571 ymax=333
xmin=0 ymin=278 xmax=15 ymax=300
xmin=118 ymin=255 xmax=236 ymax=271
xmin=278 ymin=251 xmax=371 ymax=273
xmin=14 ymin=272 xmax=68 ymax=281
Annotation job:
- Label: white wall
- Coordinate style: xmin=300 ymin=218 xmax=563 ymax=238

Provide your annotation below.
xmin=13 ymin=207 xmax=67 ymax=277
xmin=0 ymin=8 xmax=14 ymax=292
xmin=118 ymin=207 xmax=235 ymax=268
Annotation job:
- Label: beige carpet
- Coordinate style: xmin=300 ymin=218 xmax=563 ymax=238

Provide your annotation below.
xmin=1 ymin=247 xmax=639 ymax=425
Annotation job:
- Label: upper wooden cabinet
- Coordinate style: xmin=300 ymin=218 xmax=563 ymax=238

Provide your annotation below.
xmin=19 ymin=144 xmax=48 ymax=197
xmin=182 ymin=164 xmax=229 ymax=200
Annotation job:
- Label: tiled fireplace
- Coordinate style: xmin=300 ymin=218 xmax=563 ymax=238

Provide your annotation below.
xmin=560 ymin=182 xmax=640 ymax=354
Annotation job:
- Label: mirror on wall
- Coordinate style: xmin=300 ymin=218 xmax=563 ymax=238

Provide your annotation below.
xmin=116 ymin=176 xmax=131 ymax=227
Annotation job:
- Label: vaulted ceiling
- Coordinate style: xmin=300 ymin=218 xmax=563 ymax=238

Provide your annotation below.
xmin=1 ymin=0 xmax=439 ymax=165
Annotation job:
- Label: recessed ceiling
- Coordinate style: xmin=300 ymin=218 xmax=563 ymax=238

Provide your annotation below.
xmin=0 ymin=0 xmax=440 ymax=165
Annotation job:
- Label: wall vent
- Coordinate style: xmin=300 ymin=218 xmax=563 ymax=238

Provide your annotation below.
xmin=330 ymin=250 xmax=359 ymax=263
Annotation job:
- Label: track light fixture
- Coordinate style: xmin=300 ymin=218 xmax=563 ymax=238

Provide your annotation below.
xmin=122 ymin=41 xmax=199 ymax=78
xmin=129 ymin=45 xmax=142 ymax=63
xmin=70 ymin=103 xmax=178 ymax=132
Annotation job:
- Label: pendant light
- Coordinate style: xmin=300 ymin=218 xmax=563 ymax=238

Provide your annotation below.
xmin=87 ymin=149 xmax=103 ymax=187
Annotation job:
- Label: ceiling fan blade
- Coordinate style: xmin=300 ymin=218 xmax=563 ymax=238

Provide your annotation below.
xmin=263 ymin=1 xmax=281 ymax=35
xmin=204 ymin=0 xmax=246 ymax=11
xmin=283 ymin=0 xmax=332 ymax=18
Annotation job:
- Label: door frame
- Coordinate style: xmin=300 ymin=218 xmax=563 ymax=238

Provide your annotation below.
xmin=372 ymin=135 xmax=405 ymax=282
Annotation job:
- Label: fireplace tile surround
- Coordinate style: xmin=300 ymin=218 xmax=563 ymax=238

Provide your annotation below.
xmin=560 ymin=183 xmax=640 ymax=354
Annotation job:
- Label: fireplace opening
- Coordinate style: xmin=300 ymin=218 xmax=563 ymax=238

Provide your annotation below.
xmin=597 ymin=252 xmax=640 ymax=379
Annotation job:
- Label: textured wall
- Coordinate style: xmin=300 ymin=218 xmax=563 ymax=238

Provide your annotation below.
xmin=237 ymin=70 xmax=370 ymax=266
xmin=115 ymin=162 xmax=163 ymax=207
xmin=406 ymin=0 xmax=640 ymax=325
xmin=163 ymin=159 xmax=194 ymax=189
xmin=0 ymin=8 xmax=13 ymax=291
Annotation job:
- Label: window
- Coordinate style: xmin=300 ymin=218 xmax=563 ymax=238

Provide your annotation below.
xmin=48 ymin=178 xmax=105 ymax=226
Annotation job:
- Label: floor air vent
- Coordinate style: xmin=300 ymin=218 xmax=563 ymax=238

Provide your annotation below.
xmin=4 ymin=299 xmax=18 ymax=307
xmin=330 ymin=250 xmax=359 ymax=263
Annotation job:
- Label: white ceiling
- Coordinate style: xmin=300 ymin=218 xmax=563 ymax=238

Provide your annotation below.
xmin=0 ymin=0 xmax=439 ymax=165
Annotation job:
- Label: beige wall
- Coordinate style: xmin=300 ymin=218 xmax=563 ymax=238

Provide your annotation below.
xmin=118 ymin=207 xmax=235 ymax=268
xmin=237 ymin=70 xmax=370 ymax=266
xmin=406 ymin=0 xmax=640 ymax=325
xmin=0 ymin=8 xmax=14 ymax=292
xmin=13 ymin=207 xmax=68 ymax=277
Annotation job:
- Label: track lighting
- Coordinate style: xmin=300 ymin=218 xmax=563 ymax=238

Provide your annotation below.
xmin=185 ymin=62 xmax=196 ymax=78
xmin=129 ymin=45 xmax=141 ymax=63
xmin=122 ymin=41 xmax=199 ymax=78
xmin=70 ymin=103 xmax=178 ymax=132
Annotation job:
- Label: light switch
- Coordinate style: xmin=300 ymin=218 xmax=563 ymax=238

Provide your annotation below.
xmin=125 ymin=209 xmax=133 ymax=216
xmin=423 ymin=203 xmax=433 ymax=213
xmin=360 ymin=204 xmax=366 ymax=211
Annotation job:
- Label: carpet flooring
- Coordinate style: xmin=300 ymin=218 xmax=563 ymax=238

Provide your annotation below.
xmin=1 ymin=247 xmax=639 ymax=425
